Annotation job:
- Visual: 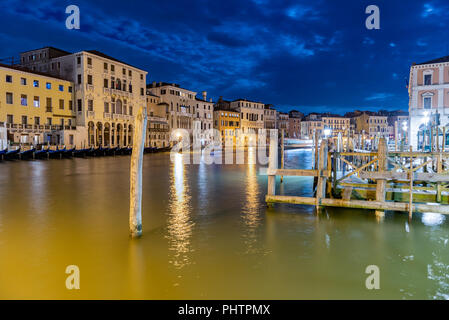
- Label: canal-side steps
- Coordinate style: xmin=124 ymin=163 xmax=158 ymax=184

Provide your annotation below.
xmin=266 ymin=137 xmax=449 ymax=218
xmin=0 ymin=146 xmax=171 ymax=161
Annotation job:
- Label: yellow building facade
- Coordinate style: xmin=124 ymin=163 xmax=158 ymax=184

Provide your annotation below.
xmin=0 ymin=63 xmax=76 ymax=147
xmin=213 ymin=109 xmax=240 ymax=145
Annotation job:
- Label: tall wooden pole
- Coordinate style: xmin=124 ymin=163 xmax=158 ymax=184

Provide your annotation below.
xmin=394 ymin=121 xmax=398 ymax=151
xmin=281 ymin=129 xmax=285 ymax=183
xmin=409 ymin=146 xmax=413 ymax=221
xmin=267 ymin=129 xmax=278 ymax=202
xmin=441 ymin=126 xmax=446 ymax=152
xmin=129 ymin=106 xmax=147 ymax=238
xmin=375 ymin=138 xmax=387 ymax=217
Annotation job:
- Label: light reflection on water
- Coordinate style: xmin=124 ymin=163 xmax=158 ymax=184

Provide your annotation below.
xmin=0 ymin=149 xmax=448 ymax=299
xmin=241 ymin=147 xmax=262 ymax=254
xmin=166 ymin=153 xmax=194 ymax=269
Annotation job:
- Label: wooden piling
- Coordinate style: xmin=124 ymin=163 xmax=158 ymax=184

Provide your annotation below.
xmin=280 ymin=129 xmax=284 ymax=183
xmin=441 ymin=126 xmax=446 ymax=152
xmin=267 ymin=129 xmax=278 ymax=200
xmin=375 ymin=138 xmax=387 ymax=216
xmin=409 ymin=146 xmax=413 ymax=220
xmin=315 ymin=139 xmax=328 ymax=213
xmin=129 ymin=106 xmax=147 ymax=238
xmin=437 ymin=153 xmax=443 ymax=203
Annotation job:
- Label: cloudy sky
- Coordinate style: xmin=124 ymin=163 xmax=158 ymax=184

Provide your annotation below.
xmin=0 ymin=0 xmax=447 ymax=114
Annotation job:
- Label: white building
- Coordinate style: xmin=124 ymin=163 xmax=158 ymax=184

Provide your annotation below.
xmin=408 ymin=56 xmax=449 ymax=150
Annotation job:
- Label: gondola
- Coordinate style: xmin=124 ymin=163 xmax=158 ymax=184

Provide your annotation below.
xmin=144 ymin=147 xmax=157 ymax=153
xmin=0 ymin=148 xmax=7 ymax=160
xmin=93 ymin=147 xmax=109 ymax=157
xmin=48 ymin=147 xmax=65 ymax=159
xmin=117 ymin=147 xmax=131 ymax=155
xmin=73 ymin=148 xmax=91 ymax=158
xmin=19 ymin=148 xmax=35 ymax=160
xmin=106 ymin=146 xmax=118 ymax=156
xmin=34 ymin=148 xmax=49 ymax=159
xmin=4 ymin=148 xmax=20 ymax=160
xmin=62 ymin=147 xmax=76 ymax=158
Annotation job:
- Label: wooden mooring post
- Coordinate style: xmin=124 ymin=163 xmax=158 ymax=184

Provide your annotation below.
xmin=375 ymin=138 xmax=387 ymax=217
xmin=315 ymin=139 xmax=328 ymax=213
xmin=129 ymin=106 xmax=147 ymax=238
xmin=267 ymin=129 xmax=278 ymax=205
xmin=280 ymin=129 xmax=285 ymax=183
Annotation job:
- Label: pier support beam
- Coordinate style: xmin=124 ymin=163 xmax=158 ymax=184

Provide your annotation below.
xmin=315 ymin=139 xmax=328 ymax=213
xmin=267 ymin=129 xmax=278 ymax=206
xmin=375 ymin=138 xmax=387 ymax=218
xmin=129 ymin=106 xmax=147 ymax=238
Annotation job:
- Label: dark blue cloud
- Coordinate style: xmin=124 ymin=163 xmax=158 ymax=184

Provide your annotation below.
xmin=0 ymin=0 xmax=446 ymax=114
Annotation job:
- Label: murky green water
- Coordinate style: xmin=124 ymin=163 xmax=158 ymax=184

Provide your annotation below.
xmin=0 ymin=149 xmax=448 ymax=299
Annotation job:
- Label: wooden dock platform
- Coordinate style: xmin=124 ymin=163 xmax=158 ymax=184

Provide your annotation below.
xmin=266 ymin=137 xmax=449 ymax=218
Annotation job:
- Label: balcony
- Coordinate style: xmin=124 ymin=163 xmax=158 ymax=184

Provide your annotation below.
xmin=87 ymin=111 xmax=95 ymax=118
xmin=86 ymin=84 xmax=94 ymax=91
xmin=104 ymin=112 xmax=111 ymax=119
xmin=103 ymin=88 xmax=110 ymax=94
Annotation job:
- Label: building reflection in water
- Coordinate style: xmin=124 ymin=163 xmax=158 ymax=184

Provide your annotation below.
xmin=166 ymin=152 xmax=194 ymax=269
xmin=241 ymin=147 xmax=262 ymax=254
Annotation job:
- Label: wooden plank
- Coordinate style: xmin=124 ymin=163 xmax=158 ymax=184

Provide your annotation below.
xmin=359 ymin=171 xmax=449 ymax=182
xmin=275 ymin=169 xmax=320 ymax=177
xmin=265 ymin=195 xmax=449 ymax=215
xmin=337 ymin=157 xmax=378 ymax=183
xmin=340 ymin=152 xmax=377 ymax=156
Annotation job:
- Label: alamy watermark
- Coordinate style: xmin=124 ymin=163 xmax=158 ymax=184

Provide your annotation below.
xmin=365 ymin=265 xmax=380 ymax=290
xmin=169 ymin=128 xmax=278 ymax=168
xmin=65 ymin=265 xmax=80 ymax=290
xmin=66 ymin=5 xmax=80 ymax=30
xmin=365 ymin=5 xmax=380 ymax=30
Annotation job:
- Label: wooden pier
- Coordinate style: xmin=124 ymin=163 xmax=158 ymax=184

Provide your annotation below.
xmin=266 ymin=138 xmax=449 ymax=217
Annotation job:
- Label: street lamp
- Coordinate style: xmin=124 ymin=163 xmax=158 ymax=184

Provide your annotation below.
xmin=323 ymin=128 xmax=331 ymax=137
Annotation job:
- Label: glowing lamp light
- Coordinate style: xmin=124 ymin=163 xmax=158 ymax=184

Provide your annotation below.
xmin=323 ymin=129 xmax=331 ymax=137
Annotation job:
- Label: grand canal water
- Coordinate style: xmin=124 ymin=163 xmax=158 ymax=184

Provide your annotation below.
xmin=0 ymin=149 xmax=448 ymax=299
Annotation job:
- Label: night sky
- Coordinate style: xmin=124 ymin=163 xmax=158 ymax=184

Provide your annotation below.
xmin=0 ymin=0 xmax=446 ymax=114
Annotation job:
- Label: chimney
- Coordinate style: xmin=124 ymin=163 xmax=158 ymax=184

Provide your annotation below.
xmin=152 ymin=81 xmax=156 ymax=87
xmin=209 ymin=98 xmax=212 ymax=102
xmin=202 ymin=91 xmax=207 ymax=101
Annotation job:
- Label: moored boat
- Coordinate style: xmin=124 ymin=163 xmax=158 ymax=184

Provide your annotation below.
xmin=48 ymin=147 xmax=65 ymax=159
xmin=73 ymin=148 xmax=91 ymax=157
xmin=34 ymin=148 xmax=49 ymax=159
xmin=4 ymin=148 xmax=20 ymax=160
xmin=19 ymin=148 xmax=35 ymax=160
xmin=62 ymin=148 xmax=76 ymax=158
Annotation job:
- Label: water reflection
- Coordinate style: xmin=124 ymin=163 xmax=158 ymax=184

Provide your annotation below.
xmin=241 ymin=147 xmax=262 ymax=254
xmin=422 ymin=212 xmax=445 ymax=226
xmin=166 ymin=153 xmax=194 ymax=269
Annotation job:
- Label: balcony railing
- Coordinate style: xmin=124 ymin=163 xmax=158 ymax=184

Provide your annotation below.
xmin=104 ymin=112 xmax=111 ymax=119
xmin=87 ymin=111 xmax=95 ymax=118
xmin=86 ymin=84 xmax=94 ymax=91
